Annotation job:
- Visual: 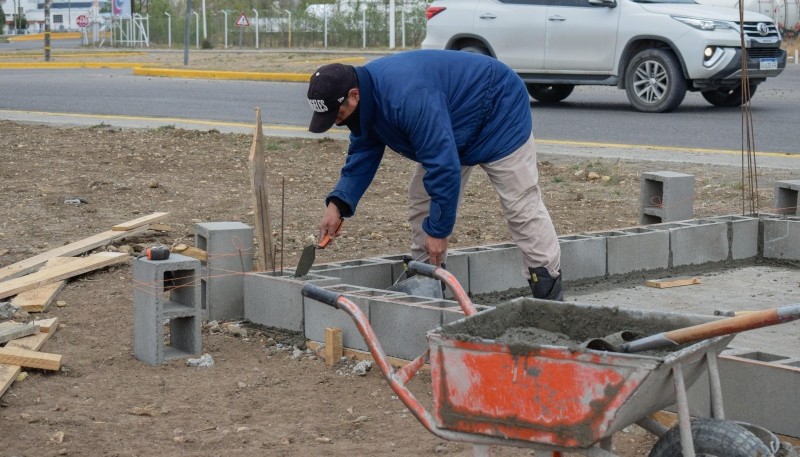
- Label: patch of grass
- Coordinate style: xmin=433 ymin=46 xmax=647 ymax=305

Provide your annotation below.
xmin=552 ymin=175 xmax=566 ymax=184
xmin=89 ymin=122 xmax=110 ymax=129
xmin=157 ymin=124 xmax=176 ymax=130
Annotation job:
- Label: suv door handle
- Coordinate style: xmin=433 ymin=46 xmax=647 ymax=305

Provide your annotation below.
xmin=479 ymin=13 xmax=497 ymax=19
xmin=548 ymin=15 xmax=566 ymax=21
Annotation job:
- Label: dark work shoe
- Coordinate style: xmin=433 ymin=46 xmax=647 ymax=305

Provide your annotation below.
xmin=528 ymin=267 xmax=564 ymax=301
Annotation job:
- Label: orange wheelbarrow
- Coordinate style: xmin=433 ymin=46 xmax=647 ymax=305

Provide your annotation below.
xmin=301 ymin=261 xmax=781 ymax=457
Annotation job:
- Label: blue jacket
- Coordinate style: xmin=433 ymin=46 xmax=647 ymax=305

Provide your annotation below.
xmin=327 ymin=50 xmax=532 ymax=238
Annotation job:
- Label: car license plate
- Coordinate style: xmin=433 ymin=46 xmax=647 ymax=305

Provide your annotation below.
xmin=759 ymin=58 xmax=778 ymax=70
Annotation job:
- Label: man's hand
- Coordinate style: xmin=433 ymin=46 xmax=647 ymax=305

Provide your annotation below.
xmin=424 ymin=235 xmax=448 ymax=266
xmin=319 ymin=202 xmax=343 ymax=242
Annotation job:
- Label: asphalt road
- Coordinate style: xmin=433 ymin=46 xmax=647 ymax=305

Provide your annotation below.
xmin=0 ymin=64 xmax=798 ymax=156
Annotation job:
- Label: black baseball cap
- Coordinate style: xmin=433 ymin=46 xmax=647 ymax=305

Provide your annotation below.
xmin=307 ymin=63 xmax=358 ymax=133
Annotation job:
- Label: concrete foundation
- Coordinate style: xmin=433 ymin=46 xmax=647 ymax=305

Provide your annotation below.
xmin=214 ymin=212 xmax=799 ymax=438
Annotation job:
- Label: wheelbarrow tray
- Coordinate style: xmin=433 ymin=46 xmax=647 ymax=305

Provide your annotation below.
xmin=428 ymin=297 xmax=735 ymax=449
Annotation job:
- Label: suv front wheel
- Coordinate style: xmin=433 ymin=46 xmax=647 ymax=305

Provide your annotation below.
xmin=624 ymin=49 xmax=687 ymax=113
xmin=526 ymin=84 xmax=575 ymax=104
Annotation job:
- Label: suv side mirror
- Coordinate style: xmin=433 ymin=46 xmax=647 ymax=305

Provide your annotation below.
xmin=588 ymin=0 xmax=617 ymax=7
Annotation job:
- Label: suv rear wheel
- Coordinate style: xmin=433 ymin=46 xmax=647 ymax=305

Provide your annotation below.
xmin=625 ymin=49 xmax=687 ymax=113
xmin=526 ymin=84 xmax=575 ymax=104
xmin=701 ymin=84 xmax=758 ymax=107
xmin=458 ymin=45 xmax=490 ymax=56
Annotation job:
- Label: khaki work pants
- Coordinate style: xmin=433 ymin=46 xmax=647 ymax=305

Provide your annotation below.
xmin=408 ymin=134 xmax=561 ymax=278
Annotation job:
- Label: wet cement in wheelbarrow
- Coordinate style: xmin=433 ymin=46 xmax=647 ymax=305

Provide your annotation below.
xmin=439 ymin=298 xmax=720 ymax=357
xmin=469 ymin=263 xmax=800 ymax=360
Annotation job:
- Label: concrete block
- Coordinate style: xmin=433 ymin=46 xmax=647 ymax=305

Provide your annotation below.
xmin=558 ymin=235 xmax=606 ymax=281
xmin=304 ymin=285 xmax=401 ymax=351
xmin=640 ymin=171 xmax=695 ymax=224
xmin=456 ymin=244 xmax=528 ymax=295
xmin=310 ymin=258 xmax=394 ymax=290
xmin=591 ymin=228 xmax=669 ymax=275
xmin=244 ymin=271 xmax=338 ymax=332
xmin=684 ymin=348 xmax=800 ymax=437
xmin=703 ymin=215 xmax=759 ymax=260
xmin=667 ymin=220 xmax=729 ymax=267
xmin=774 ymin=180 xmax=800 ymax=216
xmin=762 ymin=217 xmax=800 ymax=260
xmin=132 ymin=255 xmax=203 ymax=365
xmin=442 ymin=304 xmax=493 ymax=326
xmin=195 ymin=222 xmax=254 ymax=321
xmin=370 ymin=299 xmax=451 ymax=360
xmin=380 ymin=252 xmax=469 ymax=299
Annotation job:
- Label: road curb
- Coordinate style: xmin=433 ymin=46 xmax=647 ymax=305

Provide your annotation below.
xmin=0 ymin=61 xmax=158 ymax=69
xmin=133 ymin=67 xmax=309 ymax=82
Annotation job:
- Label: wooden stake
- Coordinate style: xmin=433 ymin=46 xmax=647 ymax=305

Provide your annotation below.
xmin=248 ymin=107 xmax=275 ymax=271
xmin=324 ymin=328 xmax=343 ymax=367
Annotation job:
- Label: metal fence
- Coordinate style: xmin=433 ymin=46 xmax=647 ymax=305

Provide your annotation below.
xmin=142 ymin=2 xmax=428 ymax=50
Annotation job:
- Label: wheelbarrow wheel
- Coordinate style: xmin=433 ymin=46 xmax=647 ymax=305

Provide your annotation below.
xmin=648 ymin=418 xmax=772 ymax=457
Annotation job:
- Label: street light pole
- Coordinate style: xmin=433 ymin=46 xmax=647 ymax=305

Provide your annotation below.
xmin=220 ymin=10 xmax=228 ymax=49
xmin=201 ymin=0 xmax=206 ymax=39
xmin=252 ymin=8 xmax=258 ymax=49
xmin=192 ymin=11 xmax=198 ymax=48
xmin=284 ymin=9 xmax=291 ymax=48
xmin=165 ymin=12 xmax=171 ymax=47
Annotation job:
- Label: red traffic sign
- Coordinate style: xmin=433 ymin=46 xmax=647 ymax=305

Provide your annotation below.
xmin=76 ymin=14 xmax=89 ymax=28
xmin=235 ymin=13 xmax=250 ymax=27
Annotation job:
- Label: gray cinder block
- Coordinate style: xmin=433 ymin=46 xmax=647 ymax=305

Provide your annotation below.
xmin=703 ymin=215 xmax=759 ymax=260
xmin=370 ymin=299 xmax=453 ymax=360
xmin=133 ymin=255 xmax=203 ymax=365
xmin=592 ymin=228 xmax=669 ymax=275
xmin=304 ymin=285 xmax=401 ymax=351
xmin=668 ymin=220 xmax=729 ymax=267
xmin=195 ymin=222 xmax=254 ymax=321
xmin=559 ymin=235 xmax=606 ymax=281
xmin=640 ymin=171 xmax=695 ymax=224
xmin=762 ymin=217 xmax=800 ymax=260
xmin=685 ymin=348 xmax=800 ymax=438
xmin=455 ymin=244 xmax=527 ymax=295
xmin=774 ymin=180 xmax=800 ymax=216
xmin=244 ymin=271 xmax=338 ymax=331
xmin=311 ymin=258 xmax=394 ymax=290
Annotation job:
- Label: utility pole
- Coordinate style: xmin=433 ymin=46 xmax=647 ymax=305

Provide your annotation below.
xmin=44 ymin=0 xmax=51 ymax=60
xmin=183 ymin=0 xmax=191 ymax=65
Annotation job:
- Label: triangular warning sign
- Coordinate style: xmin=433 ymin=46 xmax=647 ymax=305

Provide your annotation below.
xmin=235 ymin=13 xmax=250 ymax=27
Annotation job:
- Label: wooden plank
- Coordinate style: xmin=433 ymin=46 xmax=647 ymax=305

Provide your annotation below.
xmin=0 ymin=252 xmax=129 ymax=300
xmin=324 ymin=328 xmax=343 ymax=367
xmin=11 ymin=257 xmax=81 ymax=312
xmin=0 ymin=221 xmax=152 ymax=281
xmin=0 ymin=364 xmax=22 ymax=398
xmin=32 ymin=317 xmax=59 ymax=333
xmin=0 ymin=322 xmax=39 ymax=344
xmin=112 ymin=212 xmax=169 ymax=231
xmin=248 ymin=108 xmax=275 ymax=271
xmin=7 ymin=318 xmax=58 ymax=351
xmin=0 ymin=347 xmax=61 ymax=371
xmin=644 ymin=276 xmax=702 ymax=289
xmin=171 ymin=244 xmax=208 ymax=262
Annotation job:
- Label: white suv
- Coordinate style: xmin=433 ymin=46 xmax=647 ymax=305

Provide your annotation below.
xmin=421 ymin=0 xmax=786 ymax=112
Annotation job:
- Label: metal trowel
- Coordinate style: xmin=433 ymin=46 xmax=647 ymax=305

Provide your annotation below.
xmin=294 ymin=219 xmax=343 ymax=278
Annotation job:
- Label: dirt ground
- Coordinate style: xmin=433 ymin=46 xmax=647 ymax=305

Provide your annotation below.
xmin=0 ymin=117 xmax=797 ymax=457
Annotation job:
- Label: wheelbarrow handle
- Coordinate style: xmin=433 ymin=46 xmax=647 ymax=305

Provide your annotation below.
xmin=407 ymin=260 xmax=478 ymax=317
xmin=301 ymin=283 xmax=341 ymax=308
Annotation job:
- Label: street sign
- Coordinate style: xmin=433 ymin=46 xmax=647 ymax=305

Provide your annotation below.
xmin=235 ymin=13 xmax=250 ymax=27
xmin=76 ymin=14 xmax=89 ymax=28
